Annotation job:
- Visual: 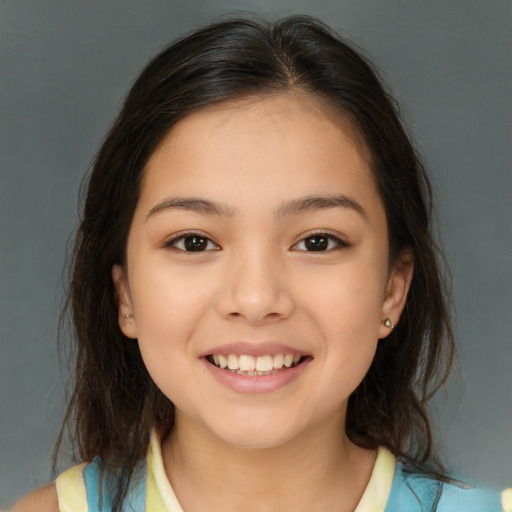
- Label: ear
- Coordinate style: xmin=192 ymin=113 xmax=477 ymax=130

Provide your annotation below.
xmin=112 ymin=264 xmax=137 ymax=339
xmin=378 ymin=251 xmax=414 ymax=339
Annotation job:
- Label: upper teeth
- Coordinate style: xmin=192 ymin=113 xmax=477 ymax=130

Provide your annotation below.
xmin=212 ymin=353 xmax=302 ymax=372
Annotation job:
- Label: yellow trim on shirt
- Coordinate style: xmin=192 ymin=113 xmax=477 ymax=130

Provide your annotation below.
xmin=55 ymin=463 xmax=88 ymax=512
xmin=146 ymin=430 xmax=397 ymax=512
xmin=502 ymin=488 xmax=512 ymax=512
xmin=146 ymin=430 xmax=184 ymax=512
xmin=354 ymin=447 xmax=396 ymax=512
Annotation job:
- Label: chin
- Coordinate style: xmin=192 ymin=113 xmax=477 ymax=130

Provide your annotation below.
xmin=204 ymin=413 xmax=308 ymax=450
xmin=216 ymin=429 xmax=296 ymax=450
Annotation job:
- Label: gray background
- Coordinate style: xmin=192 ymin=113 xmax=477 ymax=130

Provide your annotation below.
xmin=1 ymin=0 xmax=511 ymax=507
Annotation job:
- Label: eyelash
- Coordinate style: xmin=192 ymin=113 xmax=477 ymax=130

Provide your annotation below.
xmin=164 ymin=231 xmax=348 ymax=253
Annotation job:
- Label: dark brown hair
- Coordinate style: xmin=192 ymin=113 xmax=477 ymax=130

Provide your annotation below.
xmin=56 ymin=15 xmax=454 ymax=509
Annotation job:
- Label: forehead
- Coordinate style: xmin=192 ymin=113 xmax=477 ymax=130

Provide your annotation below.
xmin=142 ymin=93 xmax=373 ymax=189
xmin=134 ymin=93 xmax=386 ymax=229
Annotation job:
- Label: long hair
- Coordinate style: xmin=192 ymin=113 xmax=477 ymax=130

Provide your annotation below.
xmin=56 ymin=15 xmax=454 ymax=509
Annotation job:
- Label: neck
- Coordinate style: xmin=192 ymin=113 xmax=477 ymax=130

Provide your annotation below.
xmin=161 ymin=411 xmax=376 ymax=512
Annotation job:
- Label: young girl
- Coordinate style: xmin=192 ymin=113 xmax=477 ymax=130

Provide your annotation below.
xmin=13 ymin=15 xmax=510 ymax=512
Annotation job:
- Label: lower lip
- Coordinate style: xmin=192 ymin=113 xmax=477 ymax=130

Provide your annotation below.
xmin=202 ymin=357 xmax=311 ymax=394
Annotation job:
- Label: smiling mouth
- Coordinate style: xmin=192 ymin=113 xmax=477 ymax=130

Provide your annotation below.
xmin=206 ymin=353 xmax=307 ymax=376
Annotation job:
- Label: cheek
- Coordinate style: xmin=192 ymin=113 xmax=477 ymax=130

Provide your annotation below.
xmin=128 ymin=266 xmax=213 ymax=384
xmin=131 ymin=261 xmax=212 ymax=332
xmin=299 ymin=262 xmax=386 ymax=332
xmin=298 ymin=263 xmax=384 ymax=385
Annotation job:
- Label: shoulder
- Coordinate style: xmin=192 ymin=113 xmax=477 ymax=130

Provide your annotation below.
xmin=10 ymin=483 xmax=59 ymax=512
xmin=10 ymin=462 xmax=89 ymax=512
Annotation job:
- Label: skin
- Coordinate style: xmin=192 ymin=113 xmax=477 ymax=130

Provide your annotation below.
xmin=11 ymin=484 xmax=58 ymax=512
xmin=14 ymin=93 xmax=412 ymax=511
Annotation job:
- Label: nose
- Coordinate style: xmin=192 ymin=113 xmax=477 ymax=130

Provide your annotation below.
xmin=215 ymin=248 xmax=295 ymax=325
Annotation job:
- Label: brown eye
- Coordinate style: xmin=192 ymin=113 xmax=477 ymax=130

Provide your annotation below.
xmin=304 ymin=235 xmax=329 ymax=251
xmin=184 ymin=236 xmax=209 ymax=251
xmin=293 ymin=233 xmax=347 ymax=252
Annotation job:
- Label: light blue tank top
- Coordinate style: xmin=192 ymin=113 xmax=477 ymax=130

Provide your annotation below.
xmin=80 ymin=457 xmax=504 ymax=511
xmin=386 ymin=461 xmax=504 ymax=511
xmin=53 ymin=432 xmax=508 ymax=512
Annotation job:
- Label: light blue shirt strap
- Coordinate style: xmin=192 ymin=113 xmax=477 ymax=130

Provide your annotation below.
xmin=386 ymin=461 xmax=503 ymax=512
xmin=83 ymin=457 xmax=147 ymax=512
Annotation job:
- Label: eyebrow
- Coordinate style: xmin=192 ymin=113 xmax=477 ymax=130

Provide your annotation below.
xmin=146 ymin=194 xmax=367 ymax=220
xmin=276 ymin=195 xmax=368 ymax=220
xmin=147 ymin=196 xmax=235 ymax=218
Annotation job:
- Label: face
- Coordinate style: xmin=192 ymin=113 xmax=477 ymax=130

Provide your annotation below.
xmin=113 ymin=93 xmax=412 ymax=449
